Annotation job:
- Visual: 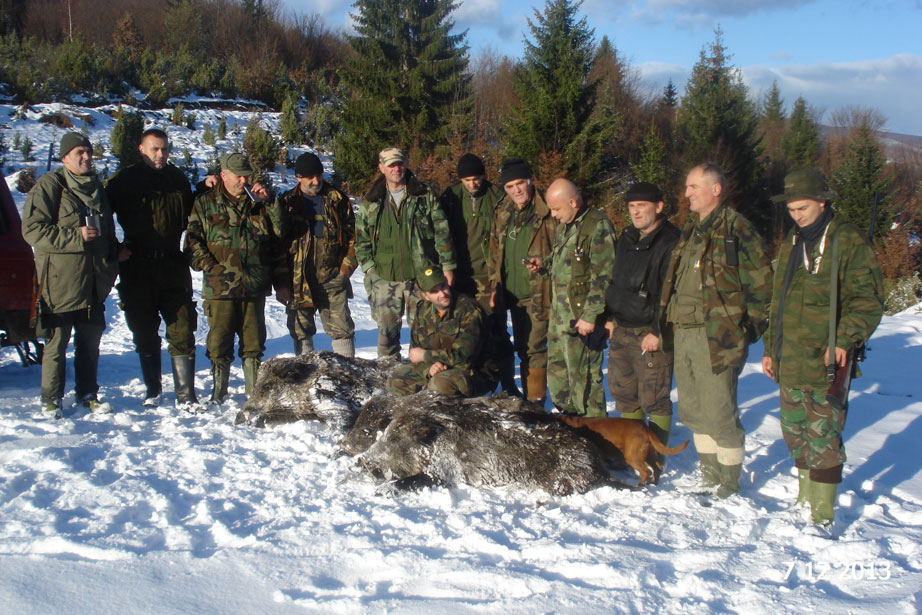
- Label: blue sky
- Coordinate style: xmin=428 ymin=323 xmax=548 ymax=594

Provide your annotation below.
xmin=286 ymin=0 xmax=922 ymax=136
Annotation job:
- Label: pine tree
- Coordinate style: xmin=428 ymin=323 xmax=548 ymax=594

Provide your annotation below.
xmin=217 ymin=115 xmax=227 ymax=140
xmin=631 ymin=124 xmax=667 ymax=188
xmin=502 ymin=0 xmax=611 ymax=185
xmin=759 ymin=81 xmax=787 ymax=239
xmin=337 ymin=0 xmax=471 ymax=183
xmin=782 ymin=96 xmax=820 ymax=169
xmin=660 ymin=79 xmax=678 ymax=109
xmin=677 ymin=27 xmax=766 ymax=232
xmin=110 ymin=106 xmax=143 ymax=168
xmin=280 ymin=95 xmax=302 ymax=145
xmin=243 ymin=115 xmax=279 ymax=178
xmin=203 ymin=123 xmax=216 ymax=146
xmin=829 ymin=122 xmax=892 ymax=241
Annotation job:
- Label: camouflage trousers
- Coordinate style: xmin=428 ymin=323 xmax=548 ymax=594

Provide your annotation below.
xmin=673 ymin=326 xmax=745 ymax=448
xmin=117 ymin=256 xmax=196 ymax=357
xmin=364 ymin=270 xmax=419 ymax=358
xmin=386 ymin=361 xmax=489 ymax=397
xmin=453 ymin=274 xmax=493 ymax=312
xmin=779 ymin=386 xmax=847 ymax=471
xmin=608 ymin=326 xmax=674 ymax=417
xmin=38 ymin=305 xmax=105 ymax=403
xmin=287 ymin=275 xmax=355 ymax=342
xmin=547 ymin=317 xmax=607 ymax=417
xmin=204 ymin=297 xmax=266 ymax=366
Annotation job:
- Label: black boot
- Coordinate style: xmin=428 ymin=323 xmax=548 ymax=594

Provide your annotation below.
xmin=499 ymin=360 xmax=522 ymax=397
xmin=171 ymin=355 xmax=199 ymax=406
xmin=139 ymin=352 xmax=162 ymax=406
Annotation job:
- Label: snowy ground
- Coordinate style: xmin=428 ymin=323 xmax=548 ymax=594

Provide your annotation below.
xmin=1 ymin=103 xmax=921 ymax=614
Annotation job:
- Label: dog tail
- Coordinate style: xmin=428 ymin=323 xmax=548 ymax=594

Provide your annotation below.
xmin=648 ymin=433 xmax=690 ymax=456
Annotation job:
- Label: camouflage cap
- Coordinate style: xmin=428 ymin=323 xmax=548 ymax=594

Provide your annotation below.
xmin=220 ymin=153 xmax=255 ymax=177
xmin=772 ymin=169 xmax=836 ymax=203
xmin=379 ymin=147 xmax=407 ymax=166
xmin=417 ymin=266 xmax=447 ymax=292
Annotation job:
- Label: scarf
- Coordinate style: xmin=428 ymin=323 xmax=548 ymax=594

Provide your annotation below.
xmin=63 ymin=168 xmax=103 ymax=214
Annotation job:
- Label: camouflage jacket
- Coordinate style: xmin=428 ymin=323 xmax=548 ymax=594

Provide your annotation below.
xmin=440 ymin=181 xmax=505 ymax=284
xmin=278 ymin=181 xmax=357 ymax=308
xmin=660 ymin=203 xmax=773 ymax=373
xmin=106 ymin=162 xmax=192 ymax=258
xmin=488 ymin=191 xmax=558 ymax=320
xmin=184 ymin=185 xmax=288 ymax=300
xmin=23 ymin=167 xmax=119 ymax=313
xmin=411 ymin=292 xmax=486 ymax=373
xmin=763 ymin=217 xmax=883 ymax=389
xmin=546 ymin=206 xmax=617 ymax=323
xmin=355 ymin=172 xmax=456 ymax=276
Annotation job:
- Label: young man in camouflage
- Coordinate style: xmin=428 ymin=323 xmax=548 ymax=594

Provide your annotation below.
xmin=488 ymin=158 xmax=557 ymax=403
xmin=439 ymin=153 xmax=518 ymax=394
xmin=660 ymin=163 xmax=773 ymax=498
xmin=184 ymin=153 xmax=289 ymax=404
xmin=762 ymin=169 xmax=883 ymax=528
xmin=107 ymin=128 xmax=199 ymax=408
xmin=604 ymin=182 xmax=680 ymax=448
xmin=529 ymin=178 xmax=616 ymax=417
xmin=386 ymin=267 xmax=493 ymax=397
xmin=279 ymin=152 xmax=357 ymax=358
xmin=355 ymin=147 xmax=456 ymax=358
xmin=23 ymin=132 xmax=120 ymax=417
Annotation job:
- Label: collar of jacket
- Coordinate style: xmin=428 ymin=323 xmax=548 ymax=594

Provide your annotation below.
xmin=364 ymin=171 xmax=428 ymax=203
xmin=510 ymin=189 xmax=550 ymax=219
xmin=624 ymin=217 xmax=668 ymax=248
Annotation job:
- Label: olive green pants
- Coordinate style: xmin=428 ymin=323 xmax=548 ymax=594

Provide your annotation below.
xmin=287 ymin=274 xmax=355 ymax=342
xmin=204 ymin=297 xmax=266 ymax=366
xmin=38 ymin=305 xmax=105 ymax=403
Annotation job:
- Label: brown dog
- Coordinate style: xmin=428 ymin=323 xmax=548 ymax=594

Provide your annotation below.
xmin=557 ymin=416 xmax=689 ymax=486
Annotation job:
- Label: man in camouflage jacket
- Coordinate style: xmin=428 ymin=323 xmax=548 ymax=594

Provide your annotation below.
xmin=386 ymin=267 xmax=493 ymax=397
xmin=184 ymin=153 xmax=289 ymax=403
xmin=660 ymin=163 xmax=772 ymax=498
xmin=23 ymin=133 xmax=120 ymax=417
xmin=762 ymin=169 xmax=883 ymax=528
xmin=107 ymin=128 xmax=198 ymax=407
xmin=487 ymin=158 xmax=557 ymax=402
xmin=355 ymin=147 xmax=456 ymax=358
xmin=279 ymin=152 xmax=357 ymax=358
xmin=533 ymin=178 xmax=616 ymax=417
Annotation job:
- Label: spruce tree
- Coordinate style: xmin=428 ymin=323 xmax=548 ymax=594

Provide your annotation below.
xmin=243 ymin=115 xmax=280 ymax=178
xmin=110 ymin=106 xmax=143 ymax=168
xmin=759 ymin=81 xmax=787 ymax=239
xmin=661 ymin=79 xmax=678 ymax=109
xmin=280 ymin=95 xmax=302 ymax=145
xmin=829 ymin=122 xmax=892 ymax=241
xmin=677 ymin=28 xmax=766 ymax=232
xmin=337 ymin=0 xmax=471 ymax=184
xmin=631 ymin=124 xmax=667 ymax=188
xmin=782 ymin=96 xmax=820 ymax=170
xmin=502 ymin=0 xmax=611 ymax=185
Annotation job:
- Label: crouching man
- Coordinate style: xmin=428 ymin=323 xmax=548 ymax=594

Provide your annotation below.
xmin=386 ymin=267 xmax=495 ymax=397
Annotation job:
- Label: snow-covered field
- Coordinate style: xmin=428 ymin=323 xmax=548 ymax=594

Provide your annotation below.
xmin=1 ymin=103 xmax=921 ymax=614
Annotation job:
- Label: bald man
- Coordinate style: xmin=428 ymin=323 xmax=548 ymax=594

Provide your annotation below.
xmin=528 ymin=179 xmax=616 ymax=416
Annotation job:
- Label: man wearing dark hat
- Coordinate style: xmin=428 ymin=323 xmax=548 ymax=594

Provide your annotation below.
xmin=107 ymin=128 xmax=199 ymax=409
xmin=278 ymin=152 xmax=357 ymax=357
xmin=762 ymin=169 xmax=882 ymax=530
xmin=386 ymin=267 xmax=494 ymax=397
xmin=184 ymin=153 xmax=289 ymax=404
xmin=439 ymin=153 xmax=518 ymax=395
xmin=23 ymin=132 xmax=120 ymax=417
xmin=487 ymin=157 xmax=557 ymax=403
xmin=355 ymin=147 xmax=456 ymax=358
xmin=604 ymin=182 xmax=680 ymax=450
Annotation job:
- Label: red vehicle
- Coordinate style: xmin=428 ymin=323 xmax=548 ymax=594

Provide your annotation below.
xmin=0 ymin=177 xmax=42 ymax=366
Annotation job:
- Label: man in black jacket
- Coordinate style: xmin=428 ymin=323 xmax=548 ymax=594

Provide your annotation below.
xmin=605 ymin=182 xmax=680 ymax=449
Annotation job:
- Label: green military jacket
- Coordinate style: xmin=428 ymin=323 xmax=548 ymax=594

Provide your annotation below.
xmin=184 ymin=185 xmax=288 ymax=300
xmin=763 ymin=217 xmax=883 ymax=389
xmin=488 ymin=191 xmax=558 ymax=320
xmin=660 ymin=203 xmax=773 ymax=374
xmin=355 ymin=172 xmax=456 ymax=277
xmin=279 ymin=181 xmax=357 ymax=309
xmin=411 ymin=292 xmax=486 ymax=373
xmin=106 ymin=162 xmax=193 ymax=257
xmin=23 ymin=167 xmax=119 ymax=313
xmin=546 ymin=206 xmax=617 ymax=323
xmin=440 ymin=181 xmax=505 ymax=285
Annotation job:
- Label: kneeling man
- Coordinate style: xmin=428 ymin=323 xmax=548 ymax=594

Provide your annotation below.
xmin=387 ymin=267 xmax=494 ymax=397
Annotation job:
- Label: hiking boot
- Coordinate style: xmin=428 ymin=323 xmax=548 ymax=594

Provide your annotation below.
xmin=79 ymin=395 xmax=112 ymax=415
xmin=42 ymin=399 xmax=63 ymax=420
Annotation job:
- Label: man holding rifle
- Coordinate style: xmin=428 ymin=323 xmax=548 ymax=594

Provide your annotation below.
xmin=762 ymin=169 xmax=883 ymax=531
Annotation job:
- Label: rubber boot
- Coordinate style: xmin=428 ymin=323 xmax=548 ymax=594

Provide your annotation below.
xmin=716 ymin=463 xmax=742 ymax=499
xmin=331 ymin=337 xmax=355 ymax=358
xmin=526 ymin=367 xmax=547 ymax=403
xmin=795 ymin=468 xmax=811 ymax=508
xmin=648 ymin=414 xmax=673 ymax=468
xmin=171 ymin=355 xmax=198 ymax=405
xmin=499 ymin=360 xmax=522 ymax=397
xmin=699 ymin=453 xmax=721 ymax=490
xmin=243 ymin=357 xmax=260 ymax=398
xmin=139 ymin=352 xmax=162 ymax=406
xmin=295 ymin=336 xmax=314 ymax=356
xmin=620 ymin=409 xmax=645 ymax=420
xmin=210 ymin=362 xmax=230 ymax=404
xmin=810 ymin=481 xmax=838 ymax=527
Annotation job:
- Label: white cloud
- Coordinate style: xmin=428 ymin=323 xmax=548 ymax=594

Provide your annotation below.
xmin=632 ymin=0 xmax=809 ymax=26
